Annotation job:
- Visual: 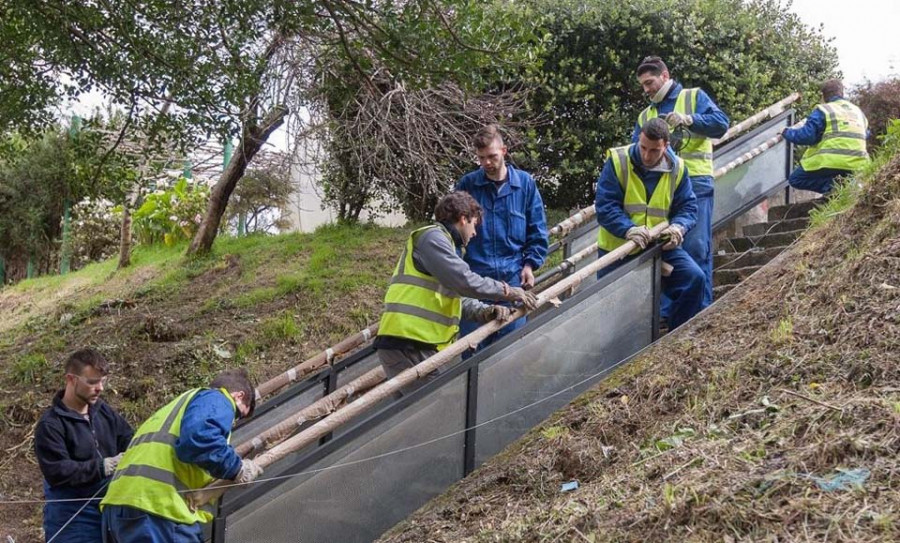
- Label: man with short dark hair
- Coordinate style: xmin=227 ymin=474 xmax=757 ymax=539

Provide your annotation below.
xmin=455 ymin=124 xmax=548 ymax=352
xmin=35 ymin=348 xmax=134 ymax=543
xmin=633 ymin=56 xmax=729 ymax=309
xmin=100 ymin=368 xmax=261 ymax=543
xmin=782 ymin=78 xmax=870 ymax=194
xmin=375 ymin=191 xmax=538 ymax=393
xmin=597 ymin=118 xmax=705 ymax=330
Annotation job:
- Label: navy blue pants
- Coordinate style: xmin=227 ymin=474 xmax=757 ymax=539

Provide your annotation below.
xmin=102 ymin=505 xmax=203 ymax=543
xmin=598 ymin=247 xmax=705 ymax=330
xmin=459 ymin=267 xmax=526 ymax=357
xmin=682 ymin=177 xmax=714 ymax=309
xmin=43 ymin=497 xmax=103 ymax=543
xmin=788 ymin=165 xmax=851 ymax=195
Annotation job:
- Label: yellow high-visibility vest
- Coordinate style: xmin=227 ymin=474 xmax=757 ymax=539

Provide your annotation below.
xmin=100 ymin=388 xmax=236 ymax=524
xmin=378 ymin=224 xmax=462 ymax=349
xmin=800 ymin=99 xmax=869 ymax=172
xmin=597 ymin=145 xmax=686 ymax=253
xmin=638 ymin=88 xmax=713 ymax=177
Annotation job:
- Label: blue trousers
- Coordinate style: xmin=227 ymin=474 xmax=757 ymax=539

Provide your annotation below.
xmin=598 ymin=247 xmax=705 ymax=330
xmin=43 ymin=480 xmax=107 ymax=543
xmin=43 ymin=498 xmax=103 ymax=543
xmin=102 ymin=505 xmax=203 ymax=543
xmin=788 ymin=165 xmax=851 ymax=195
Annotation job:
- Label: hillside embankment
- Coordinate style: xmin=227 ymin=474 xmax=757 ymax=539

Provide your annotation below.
xmin=381 ymin=155 xmax=900 ymax=542
xmin=0 ymin=224 xmax=407 ymax=541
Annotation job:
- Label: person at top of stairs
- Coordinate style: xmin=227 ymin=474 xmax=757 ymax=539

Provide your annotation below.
xmin=596 ymin=118 xmax=705 ymax=330
xmin=632 ymin=55 xmax=730 ymax=311
xmin=782 ymin=78 xmax=870 ymax=195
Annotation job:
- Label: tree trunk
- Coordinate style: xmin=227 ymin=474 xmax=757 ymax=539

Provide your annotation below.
xmin=117 ymin=197 xmax=135 ymax=269
xmin=187 ymin=105 xmax=288 ymax=255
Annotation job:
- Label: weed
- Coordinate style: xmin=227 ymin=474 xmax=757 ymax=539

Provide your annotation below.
xmin=541 ymin=425 xmax=569 ymax=440
xmin=770 ymin=317 xmax=793 ymax=344
xmin=12 ymin=353 xmax=51 ymax=385
xmin=809 ymin=178 xmax=860 ymax=228
xmin=259 ymin=313 xmax=304 ymax=343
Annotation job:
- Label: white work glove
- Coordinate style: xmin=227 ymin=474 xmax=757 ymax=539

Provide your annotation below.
xmin=103 ymin=453 xmax=123 ymax=477
xmin=665 ymin=112 xmax=693 ymax=128
xmin=504 ymin=286 xmax=539 ymax=311
xmin=661 ymin=224 xmax=685 ymax=250
xmin=235 ymin=459 xmax=264 ymax=484
xmin=625 ymin=226 xmax=652 ymax=249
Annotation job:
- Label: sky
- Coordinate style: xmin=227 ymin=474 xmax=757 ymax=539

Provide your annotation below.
xmin=786 ymin=0 xmax=900 ymax=86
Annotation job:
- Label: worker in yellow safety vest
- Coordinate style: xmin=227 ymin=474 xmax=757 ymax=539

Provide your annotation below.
xmin=632 ymin=55 xmax=730 ymax=310
xmin=596 ymin=118 xmax=705 ymax=330
xmin=100 ymin=369 xmax=261 ymax=543
xmin=375 ymin=191 xmax=538 ymax=394
xmin=781 ymin=78 xmax=870 ymax=195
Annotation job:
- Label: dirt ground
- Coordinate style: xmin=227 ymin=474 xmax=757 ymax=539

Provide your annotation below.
xmin=0 ymin=227 xmax=405 ymax=542
xmin=380 ymin=158 xmax=900 ymax=542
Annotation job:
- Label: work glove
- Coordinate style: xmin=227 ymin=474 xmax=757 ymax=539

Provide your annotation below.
xmin=505 ymin=286 xmax=539 ymax=311
xmin=625 ymin=226 xmax=652 ymax=250
xmin=661 ymin=224 xmax=685 ymax=250
xmin=235 ymin=459 xmax=264 ymax=484
xmin=483 ymin=304 xmax=512 ymax=323
xmin=102 ymin=453 xmax=123 ymax=477
xmin=665 ymin=112 xmax=693 ymax=128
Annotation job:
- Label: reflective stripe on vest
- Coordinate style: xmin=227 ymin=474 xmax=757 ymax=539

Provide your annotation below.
xmin=100 ymin=388 xmax=235 ymax=524
xmin=800 ymin=99 xmax=870 ymax=172
xmin=638 ymin=88 xmax=714 ymax=177
xmin=378 ymin=224 xmax=462 ymax=349
xmin=597 ymin=145 xmax=685 ymax=253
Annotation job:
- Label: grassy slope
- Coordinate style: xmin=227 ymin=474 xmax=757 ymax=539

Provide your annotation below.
xmin=381 ymin=155 xmax=900 ymax=542
xmin=0 ymin=223 xmax=408 ymax=542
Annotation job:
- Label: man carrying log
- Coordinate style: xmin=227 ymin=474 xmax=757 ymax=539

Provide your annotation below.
xmin=375 ymin=191 xmax=538 ymax=393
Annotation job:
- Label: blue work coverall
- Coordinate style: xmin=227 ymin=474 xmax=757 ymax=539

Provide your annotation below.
xmin=35 ymin=392 xmax=133 ymax=543
xmin=455 ymin=164 xmax=548 ymax=349
xmin=102 ymin=389 xmax=243 ymax=543
xmin=782 ymin=96 xmax=866 ymax=194
xmin=594 ymin=145 xmax=705 ymax=330
xmin=632 ymin=82 xmax=729 ymax=309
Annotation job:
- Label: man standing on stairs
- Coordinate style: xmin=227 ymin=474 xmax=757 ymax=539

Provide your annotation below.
xmin=35 ymin=348 xmax=133 ymax=543
xmin=375 ymin=191 xmax=538 ymax=394
xmin=455 ymin=124 xmax=549 ymax=353
xmin=597 ymin=118 xmax=705 ymax=330
xmin=100 ymin=368 xmax=263 ymax=543
xmin=632 ymin=56 xmax=730 ymax=310
xmin=782 ymin=79 xmax=870 ymax=195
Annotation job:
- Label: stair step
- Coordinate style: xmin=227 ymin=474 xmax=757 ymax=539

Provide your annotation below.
xmin=714 ymin=246 xmax=786 ymax=270
xmin=713 ymin=283 xmax=737 ymax=299
xmin=714 ymin=265 xmax=761 ymax=287
xmin=723 ymin=229 xmax=803 ymax=252
xmin=767 ymin=199 xmax=824 ymax=221
xmin=742 ymin=217 xmax=810 ymax=237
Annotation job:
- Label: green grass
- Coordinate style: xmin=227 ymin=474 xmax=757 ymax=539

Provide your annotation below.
xmin=259 ymin=313 xmax=304 ymax=343
xmin=11 ymin=352 xmax=50 ymax=385
xmin=809 ymin=178 xmax=861 ymax=228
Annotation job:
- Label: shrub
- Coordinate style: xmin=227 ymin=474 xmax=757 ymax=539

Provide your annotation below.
xmin=853 ymin=77 xmax=900 ymax=148
xmin=132 ymin=177 xmax=210 ymax=246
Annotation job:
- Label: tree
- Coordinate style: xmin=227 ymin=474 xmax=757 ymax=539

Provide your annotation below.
xmin=5 ymin=0 xmax=543 ymax=256
xmin=852 ymin=77 xmax=900 ymax=148
xmin=226 ymin=155 xmax=294 ymax=233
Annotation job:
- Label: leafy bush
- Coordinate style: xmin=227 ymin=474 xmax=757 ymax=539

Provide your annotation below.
xmin=132 ymin=178 xmax=210 ymax=246
xmin=70 ymin=199 xmax=121 ymax=268
xmin=852 ymin=77 xmax=900 ymax=148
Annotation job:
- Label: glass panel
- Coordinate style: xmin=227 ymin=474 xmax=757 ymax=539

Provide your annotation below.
xmin=224 ymin=374 xmax=468 ymax=543
xmin=474 ymin=258 xmax=655 ymax=465
xmin=713 ymin=116 xmax=791 ymax=226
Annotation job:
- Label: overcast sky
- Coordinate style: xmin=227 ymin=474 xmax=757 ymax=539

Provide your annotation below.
xmin=786 ymin=0 xmax=899 ymax=86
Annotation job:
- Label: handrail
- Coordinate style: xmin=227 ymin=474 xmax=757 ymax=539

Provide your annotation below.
xmin=713 ymin=120 xmax=801 ymax=178
xmin=189 ymin=222 xmax=671 ymax=507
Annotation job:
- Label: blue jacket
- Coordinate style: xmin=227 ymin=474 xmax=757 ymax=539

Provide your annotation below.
xmin=782 ymin=96 xmax=869 ymax=146
xmin=455 ymin=164 xmax=549 ymax=285
xmin=594 ymin=145 xmax=698 ymax=238
xmin=631 ymin=82 xmax=730 ymax=154
xmin=174 ymin=389 xmax=243 ymax=481
xmin=35 ymin=391 xmax=133 ymax=498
